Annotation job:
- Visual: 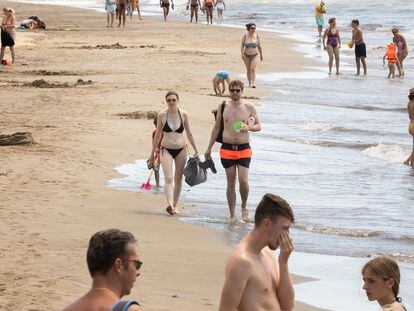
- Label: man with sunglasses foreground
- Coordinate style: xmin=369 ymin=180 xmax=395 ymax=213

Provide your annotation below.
xmin=62 ymin=229 xmax=143 ymax=311
xmin=205 ymin=79 xmax=261 ymax=222
xmin=219 ymin=194 xmax=295 ymax=311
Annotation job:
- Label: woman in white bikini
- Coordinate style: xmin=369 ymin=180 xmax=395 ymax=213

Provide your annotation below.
xmin=241 ymin=23 xmax=263 ymax=88
xmin=392 ymin=27 xmax=408 ymax=76
xmin=150 ymin=91 xmax=199 ymax=215
xmin=0 ymin=7 xmax=16 ymax=64
xmin=215 ymin=0 xmax=226 ymax=21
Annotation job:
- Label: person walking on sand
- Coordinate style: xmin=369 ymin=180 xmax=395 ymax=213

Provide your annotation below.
xmin=160 ymin=0 xmax=173 ymax=22
xmin=205 ymin=80 xmax=261 ymax=222
xmin=215 ymin=0 xmax=226 ymax=21
xmin=151 ymin=91 xmax=199 ymax=215
xmin=241 ymin=23 xmax=263 ymax=88
xmin=323 ymin=17 xmax=341 ymax=76
xmin=186 ymin=0 xmax=201 ymax=23
xmin=62 ymin=229 xmax=143 ymax=311
xmin=0 ymin=7 xmax=16 ymax=65
xmin=219 ymin=193 xmax=295 ymax=310
xmin=315 ymin=0 xmax=326 ymax=37
xmin=392 ymin=27 xmax=408 ymax=77
xmin=213 ymin=70 xmax=231 ymax=96
xmin=117 ymin=0 xmax=129 ymax=27
xmin=128 ymin=0 xmax=142 ymax=20
xmin=349 ymin=19 xmax=367 ymax=76
xmin=404 ymin=87 xmax=414 ymax=166
xmin=204 ymin=0 xmax=215 ymax=25
xmin=362 ymin=256 xmax=408 ymax=311
xmin=105 ymin=0 xmax=117 ymax=27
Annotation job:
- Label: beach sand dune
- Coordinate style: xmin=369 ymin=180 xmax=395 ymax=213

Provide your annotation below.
xmin=0 ymin=1 xmax=318 ymax=310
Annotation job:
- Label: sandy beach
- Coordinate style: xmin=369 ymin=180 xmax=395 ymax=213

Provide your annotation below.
xmin=0 ymin=1 xmax=321 ymax=310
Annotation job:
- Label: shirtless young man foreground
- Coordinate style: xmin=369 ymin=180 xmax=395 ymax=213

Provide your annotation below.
xmin=205 ymin=79 xmax=261 ymax=222
xmin=62 ymin=229 xmax=143 ymax=311
xmin=219 ymin=193 xmax=295 ymax=311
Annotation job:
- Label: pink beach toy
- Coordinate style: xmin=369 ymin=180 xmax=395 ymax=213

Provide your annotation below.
xmin=140 ymin=170 xmax=154 ymax=190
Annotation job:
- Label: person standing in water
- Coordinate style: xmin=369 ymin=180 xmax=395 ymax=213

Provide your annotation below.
xmin=323 ymin=17 xmax=341 ymax=76
xmin=150 ymin=91 xmax=199 ymax=215
xmin=204 ymin=0 xmax=215 ymax=25
xmin=205 ymin=80 xmax=261 ymax=222
xmin=350 ymin=19 xmax=367 ymax=76
xmin=315 ymin=0 xmax=326 ymax=37
xmin=362 ymin=256 xmax=407 ymax=311
xmin=187 ymin=0 xmax=201 ymax=23
xmin=392 ymin=27 xmax=408 ymax=77
xmin=241 ymin=23 xmax=263 ymax=88
xmin=215 ymin=0 xmax=226 ymax=21
xmin=404 ymin=87 xmax=414 ymax=166
xmin=160 ymin=0 xmax=173 ymax=22
xmin=0 ymin=7 xmax=16 ymax=64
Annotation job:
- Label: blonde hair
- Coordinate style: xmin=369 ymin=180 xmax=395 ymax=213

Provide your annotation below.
xmin=3 ymin=7 xmax=15 ymax=15
xmin=362 ymin=256 xmax=401 ymax=300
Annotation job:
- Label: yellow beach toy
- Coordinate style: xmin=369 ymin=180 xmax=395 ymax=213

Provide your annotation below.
xmin=347 ymin=41 xmax=352 ymax=48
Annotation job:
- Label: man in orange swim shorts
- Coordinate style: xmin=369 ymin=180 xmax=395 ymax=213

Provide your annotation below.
xmin=205 ymin=79 xmax=261 ymax=222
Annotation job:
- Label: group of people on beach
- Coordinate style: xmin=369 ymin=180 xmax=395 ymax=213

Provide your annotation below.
xmin=316 ymin=0 xmax=408 ymax=78
xmin=105 ymin=0 xmax=142 ymax=28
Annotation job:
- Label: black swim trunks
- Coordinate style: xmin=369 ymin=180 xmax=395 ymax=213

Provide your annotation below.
xmin=220 ymin=143 xmax=252 ymax=169
xmin=161 ymin=2 xmax=170 ymax=8
xmin=355 ymin=42 xmax=366 ymax=58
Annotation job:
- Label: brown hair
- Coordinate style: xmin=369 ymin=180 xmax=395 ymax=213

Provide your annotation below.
xmin=87 ymin=229 xmax=136 ymax=277
xmin=229 ymin=79 xmax=244 ymax=90
xmin=352 ymin=19 xmax=359 ymax=26
xmin=362 ymin=256 xmax=401 ymax=300
xmin=165 ymin=90 xmax=179 ymax=101
xmin=245 ymin=22 xmax=256 ymax=30
xmin=328 ymin=17 xmax=336 ymax=24
xmin=254 ymin=194 xmax=295 ymax=227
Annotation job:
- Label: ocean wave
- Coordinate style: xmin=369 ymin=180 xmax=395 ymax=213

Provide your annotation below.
xmin=362 ymin=142 xmax=409 ymax=163
xmin=367 ymin=253 xmax=414 ymax=263
xmin=297 ymin=122 xmax=382 ymax=136
xmin=260 ymin=133 xmax=375 ymax=150
xmin=294 ymin=224 xmax=381 ymax=237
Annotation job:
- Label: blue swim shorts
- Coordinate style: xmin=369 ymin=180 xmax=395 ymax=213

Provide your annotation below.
xmin=316 ymin=17 xmax=324 ymax=27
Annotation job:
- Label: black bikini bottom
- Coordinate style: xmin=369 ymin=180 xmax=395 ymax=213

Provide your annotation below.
xmin=162 ymin=147 xmax=185 ymax=159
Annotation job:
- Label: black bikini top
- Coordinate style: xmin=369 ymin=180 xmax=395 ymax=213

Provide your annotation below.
xmin=162 ymin=109 xmax=184 ymax=133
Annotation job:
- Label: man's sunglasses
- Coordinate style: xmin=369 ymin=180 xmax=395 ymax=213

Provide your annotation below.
xmin=230 ymin=89 xmax=241 ymax=93
xmin=121 ymin=258 xmax=143 ymax=270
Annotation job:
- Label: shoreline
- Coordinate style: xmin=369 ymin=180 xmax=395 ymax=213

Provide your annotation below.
xmin=0 ymin=1 xmax=321 ymax=310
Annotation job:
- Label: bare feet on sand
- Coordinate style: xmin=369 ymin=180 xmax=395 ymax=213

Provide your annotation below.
xmin=242 ymin=209 xmax=250 ymax=222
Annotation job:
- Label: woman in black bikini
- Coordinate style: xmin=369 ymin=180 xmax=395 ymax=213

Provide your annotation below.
xmin=160 ymin=0 xmax=173 ymax=22
xmin=150 ymin=91 xmax=199 ymax=215
xmin=187 ymin=0 xmax=201 ymax=23
xmin=241 ymin=23 xmax=263 ymax=88
xmin=204 ymin=0 xmax=215 ymax=25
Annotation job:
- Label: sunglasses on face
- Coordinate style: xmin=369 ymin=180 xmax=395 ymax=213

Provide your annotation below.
xmin=249 ymin=27 xmax=256 ymax=30
xmin=230 ymin=89 xmax=241 ymax=93
xmin=121 ymin=258 xmax=143 ymax=270
xmin=166 ymin=98 xmax=177 ymax=102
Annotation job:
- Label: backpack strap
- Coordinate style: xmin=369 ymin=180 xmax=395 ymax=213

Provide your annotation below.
xmin=110 ymin=300 xmax=141 ymax=311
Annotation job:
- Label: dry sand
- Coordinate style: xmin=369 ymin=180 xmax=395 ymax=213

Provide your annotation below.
xmin=0 ymin=1 xmax=322 ymax=310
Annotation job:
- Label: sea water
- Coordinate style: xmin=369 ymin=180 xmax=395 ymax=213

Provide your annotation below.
xmin=15 ymin=0 xmax=414 ymax=308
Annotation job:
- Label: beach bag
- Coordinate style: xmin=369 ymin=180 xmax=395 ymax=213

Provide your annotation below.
xmin=215 ymin=101 xmax=226 ymax=143
xmin=183 ymin=156 xmax=207 ymax=187
xmin=110 ymin=300 xmax=140 ymax=311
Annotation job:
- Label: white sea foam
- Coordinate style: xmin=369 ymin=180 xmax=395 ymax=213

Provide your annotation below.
xmin=362 ymin=142 xmax=410 ymax=163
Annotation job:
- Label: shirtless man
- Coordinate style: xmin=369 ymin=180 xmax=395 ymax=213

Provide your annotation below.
xmin=349 ymin=19 xmax=367 ymax=76
xmin=62 ymin=229 xmax=143 ymax=311
xmin=219 ymin=193 xmax=295 ymax=311
xmin=205 ymin=79 xmax=261 ymax=222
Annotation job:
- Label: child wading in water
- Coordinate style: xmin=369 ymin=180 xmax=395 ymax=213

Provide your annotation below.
xmin=383 ymin=43 xmax=400 ymax=79
xmin=150 ymin=116 xmax=162 ymax=188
